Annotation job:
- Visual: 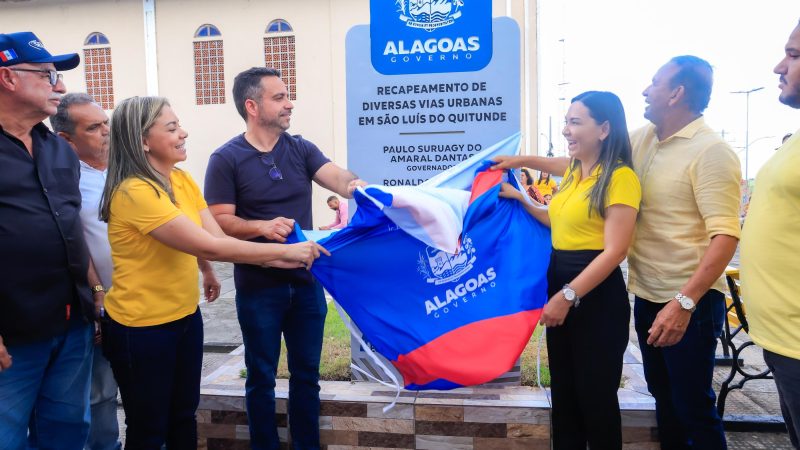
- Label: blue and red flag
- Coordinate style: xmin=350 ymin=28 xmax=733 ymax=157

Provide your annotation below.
xmin=0 ymin=49 xmax=18 ymax=63
xmin=290 ymin=134 xmax=551 ymax=390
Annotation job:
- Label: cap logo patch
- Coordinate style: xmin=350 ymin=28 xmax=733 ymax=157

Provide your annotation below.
xmin=0 ymin=49 xmax=18 ymax=62
xmin=28 ymin=40 xmax=45 ymax=51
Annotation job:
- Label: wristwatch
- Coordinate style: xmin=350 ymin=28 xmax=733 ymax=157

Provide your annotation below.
xmin=674 ymin=292 xmax=696 ymax=312
xmin=91 ymin=284 xmax=105 ymax=295
xmin=562 ymin=284 xmax=580 ymax=307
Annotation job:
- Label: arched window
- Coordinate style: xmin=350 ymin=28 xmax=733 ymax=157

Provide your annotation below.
xmin=82 ymin=32 xmax=114 ymax=109
xmin=193 ymin=24 xmax=225 ymax=105
xmin=266 ymin=19 xmax=293 ymax=33
xmin=194 ymin=24 xmax=222 ymax=38
xmin=264 ymin=19 xmax=296 ymax=100
xmin=84 ymin=32 xmax=110 ymax=46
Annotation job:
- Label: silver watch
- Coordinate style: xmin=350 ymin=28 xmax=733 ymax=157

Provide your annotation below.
xmin=562 ymin=284 xmax=580 ymax=307
xmin=674 ymin=293 xmax=696 ymax=312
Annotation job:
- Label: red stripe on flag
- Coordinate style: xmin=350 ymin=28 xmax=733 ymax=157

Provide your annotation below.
xmin=393 ymin=309 xmax=542 ymax=387
xmin=469 ymin=169 xmax=504 ymax=204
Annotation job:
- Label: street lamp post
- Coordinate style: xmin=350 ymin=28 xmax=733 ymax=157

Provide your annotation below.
xmin=540 ymin=118 xmax=556 ymax=157
xmin=734 ymin=136 xmax=775 ymax=160
xmin=731 ymin=87 xmax=764 ymax=181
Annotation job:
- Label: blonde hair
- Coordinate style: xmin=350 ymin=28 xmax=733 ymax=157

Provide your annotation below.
xmin=100 ymin=96 xmax=175 ymax=222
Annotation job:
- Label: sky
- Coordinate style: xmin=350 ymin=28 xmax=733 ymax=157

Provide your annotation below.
xmin=536 ymin=0 xmax=800 ymax=180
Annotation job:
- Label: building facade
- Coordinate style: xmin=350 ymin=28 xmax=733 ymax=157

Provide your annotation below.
xmin=1 ymin=0 xmax=537 ymax=226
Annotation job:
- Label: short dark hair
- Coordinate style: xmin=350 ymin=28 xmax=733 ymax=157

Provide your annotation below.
xmin=50 ymin=92 xmax=96 ymax=134
xmin=668 ymin=55 xmax=714 ymax=114
xmin=232 ymin=67 xmax=281 ymax=121
xmin=327 ymin=195 xmax=338 ymax=203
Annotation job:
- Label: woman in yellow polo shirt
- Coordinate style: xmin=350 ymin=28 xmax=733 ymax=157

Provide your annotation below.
xmin=501 ymin=91 xmax=641 ymax=449
xmin=535 ymin=170 xmax=558 ymax=197
xmin=98 ymin=96 xmax=326 ymax=448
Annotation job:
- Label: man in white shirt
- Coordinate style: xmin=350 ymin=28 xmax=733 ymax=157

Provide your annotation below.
xmin=51 ymin=93 xmax=120 ymax=450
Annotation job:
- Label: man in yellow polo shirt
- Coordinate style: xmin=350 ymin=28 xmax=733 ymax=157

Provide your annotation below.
xmin=628 ymin=56 xmax=740 ymax=450
xmin=741 ymin=20 xmax=800 ymax=449
xmin=493 ymin=56 xmax=741 ymax=449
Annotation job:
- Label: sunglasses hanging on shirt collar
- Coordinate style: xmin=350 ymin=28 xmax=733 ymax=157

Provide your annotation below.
xmin=259 ymin=153 xmax=283 ymax=181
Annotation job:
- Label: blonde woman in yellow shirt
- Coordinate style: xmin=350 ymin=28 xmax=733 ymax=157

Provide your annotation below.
xmin=498 ymin=91 xmax=641 ymax=450
xmin=98 ymin=96 xmax=327 ymax=448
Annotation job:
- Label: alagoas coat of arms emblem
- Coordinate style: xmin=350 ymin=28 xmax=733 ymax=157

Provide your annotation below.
xmin=395 ymin=0 xmax=465 ymax=32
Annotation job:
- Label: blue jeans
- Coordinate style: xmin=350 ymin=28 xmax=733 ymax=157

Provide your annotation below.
xmin=236 ymin=281 xmax=326 ymax=450
xmin=763 ymin=349 xmax=800 ymax=448
xmin=634 ymin=291 xmax=727 ymax=450
xmin=87 ymin=345 xmax=120 ymax=450
xmin=0 ymin=318 xmax=93 ymax=450
xmin=103 ymin=308 xmax=203 ymax=450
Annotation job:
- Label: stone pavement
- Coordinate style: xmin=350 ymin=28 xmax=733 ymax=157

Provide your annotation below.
xmin=114 ymin=260 xmax=793 ymax=448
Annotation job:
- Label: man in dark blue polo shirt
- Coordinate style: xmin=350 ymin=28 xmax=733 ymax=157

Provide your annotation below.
xmin=0 ymin=32 xmax=97 ymax=449
xmin=205 ymin=67 xmax=365 ymax=450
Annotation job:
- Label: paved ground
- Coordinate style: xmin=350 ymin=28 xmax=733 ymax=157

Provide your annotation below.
xmin=113 ymin=259 xmax=794 ymax=448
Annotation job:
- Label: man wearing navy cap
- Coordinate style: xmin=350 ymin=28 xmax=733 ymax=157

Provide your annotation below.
xmin=0 ymin=32 xmax=98 ymax=449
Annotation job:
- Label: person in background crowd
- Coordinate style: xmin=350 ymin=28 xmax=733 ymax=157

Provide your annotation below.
xmin=99 ymin=96 xmax=327 ymax=449
xmin=0 ymin=31 xmax=96 ymax=449
xmin=320 ymin=195 xmax=349 ymax=230
xmin=741 ymin=19 xmax=800 ymax=449
xmin=500 ymin=91 xmax=640 ymax=449
xmin=50 ymin=92 xmax=121 ymax=450
xmin=519 ymin=168 xmax=545 ymax=203
xmin=536 ymin=170 xmax=559 ymax=197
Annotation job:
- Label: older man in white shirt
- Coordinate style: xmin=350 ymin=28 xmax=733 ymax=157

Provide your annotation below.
xmin=51 ymin=93 xmax=120 ymax=450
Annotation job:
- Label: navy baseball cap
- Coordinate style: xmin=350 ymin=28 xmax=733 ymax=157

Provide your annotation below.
xmin=0 ymin=32 xmax=79 ymax=71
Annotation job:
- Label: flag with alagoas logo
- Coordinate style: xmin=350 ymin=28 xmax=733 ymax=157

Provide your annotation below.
xmin=290 ymin=133 xmax=550 ymax=390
